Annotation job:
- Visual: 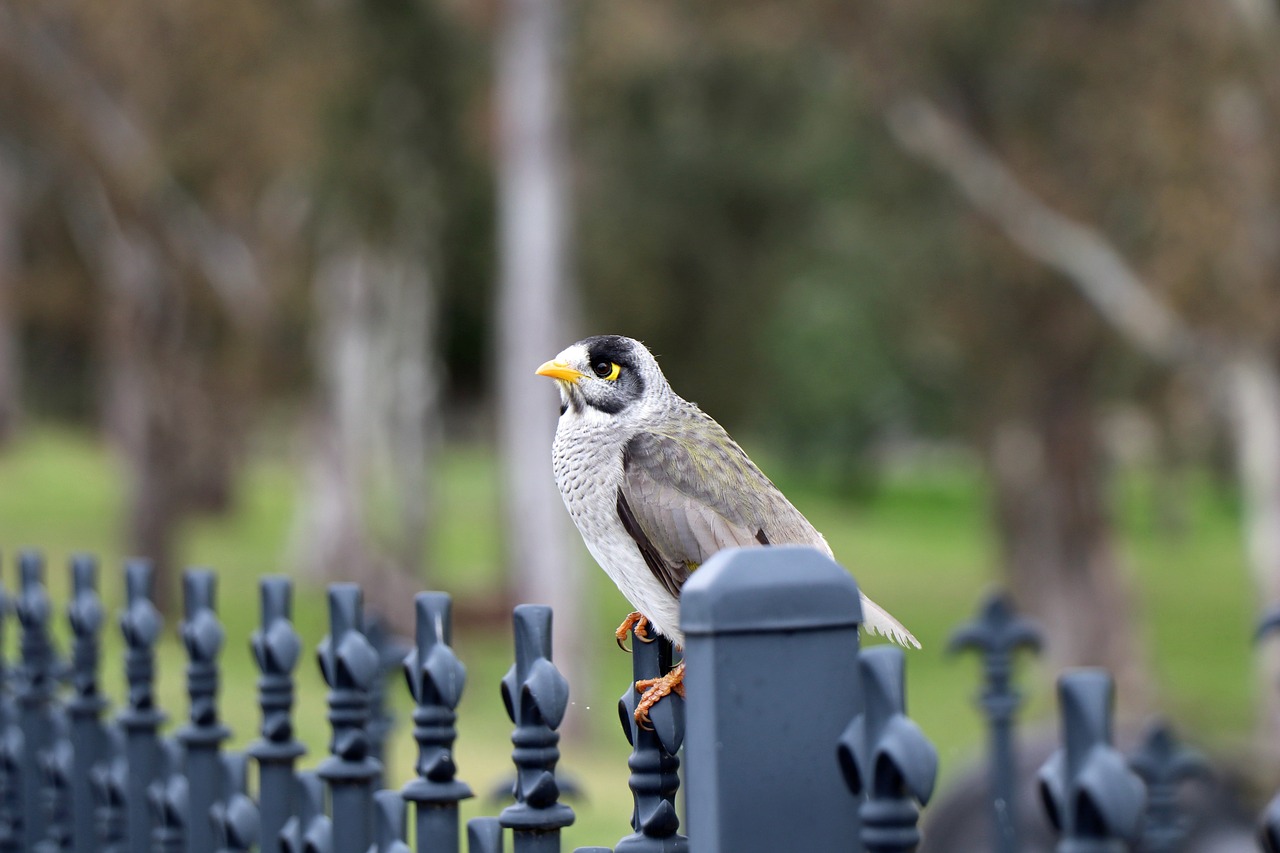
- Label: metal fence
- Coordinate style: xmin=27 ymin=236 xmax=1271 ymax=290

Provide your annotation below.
xmin=0 ymin=543 xmax=1269 ymax=852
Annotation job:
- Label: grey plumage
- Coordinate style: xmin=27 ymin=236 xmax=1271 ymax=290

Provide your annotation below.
xmin=537 ymin=334 xmax=919 ymax=650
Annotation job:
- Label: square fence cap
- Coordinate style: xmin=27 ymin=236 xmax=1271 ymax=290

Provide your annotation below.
xmin=680 ymin=545 xmax=864 ymax=636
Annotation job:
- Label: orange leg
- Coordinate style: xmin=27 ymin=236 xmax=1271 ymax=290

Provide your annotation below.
xmin=634 ymin=661 xmax=685 ymax=726
xmin=615 ymin=611 xmax=655 ymax=652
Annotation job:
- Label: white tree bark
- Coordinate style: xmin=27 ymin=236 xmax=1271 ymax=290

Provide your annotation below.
xmin=494 ymin=0 xmax=588 ymax=707
xmin=292 ymin=240 xmax=441 ymax=634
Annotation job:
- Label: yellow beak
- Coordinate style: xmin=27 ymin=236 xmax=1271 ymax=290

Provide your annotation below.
xmin=535 ymin=359 xmax=585 ymax=383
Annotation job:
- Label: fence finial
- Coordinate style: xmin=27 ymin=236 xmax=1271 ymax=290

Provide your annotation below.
xmin=248 ymin=577 xmax=305 ymax=853
xmin=467 ymin=817 xmax=504 ymax=853
xmin=616 ymin=631 xmax=686 ymax=853
xmin=90 ymin=730 xmax=127 ymax=853
xmin=17 ymin=549 xmax=59 ymax=850
xmin=179 ymin=568 xmax=230 ymax=853
xmin=402 ymin=592 xmax=473 ymax=852
xmin=371 ymin=791 xmax=411 ymax=853
xmin=839 ymin=645 xmax=937 ymax=853
xmin=119 ymin=558 xmax=166 ymax=853
xmin=1127 ymin=719 xmax=1207 ymax=853
xmin=1038 ymin=669 xmax=1145 ymax=852
xmin=66 ymin=554 xmax=108 ymax=853
xmin=499 ymin=604 xmax=575 ymax=845
xmin=316 ymin=583 xmax=381 ymax=853
xmin=949 ymin=591 xmax=1041 ymax=853
xmin=279 ymin=771 xmax=330 ymax=853
xmin=148 ymin=743 xmax=187 ymax=853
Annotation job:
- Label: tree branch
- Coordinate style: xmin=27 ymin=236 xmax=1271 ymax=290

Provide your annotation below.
xmin=886 ymin=96 xmax=1201 ymax=365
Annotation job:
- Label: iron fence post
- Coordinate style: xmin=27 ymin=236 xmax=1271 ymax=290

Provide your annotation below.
xmin=0 ymin=577 xmax=20 ymax=853
xmin=839 ymin=646 xmax=937 ymax=853
xmin=401 ymin=592 xmax=473 ymax=853
xmin=372 ymin=791 xmax=411 ymax=853
xmin=316 ymin=584 xmax=381 ymax=853
xmin=178 ymin=569 xmax=229 ymax=853
xmin=36 ymin=734 xmax=73 ymax=853
xmin=499 ymin=604 xmax=574 ymax=853
xmin=615 ymin=633 xmax=686 ymax=853
xmin=149 ymin=744 xmax=188 ymax=853
xmin=92 ymin=731 xmax=128 ymax=853
xmin=248 ymin=577 xmax=305 ymax=853
xmin=16 ymin=550 xmax=60 ymax=850
xmin=67 ymin=554 xmax=108 ymax=853
xmin=948 ymin=592 xmax=1041 ymax=853
xmin=1038 ymin=669 xmax=1145 ymax=853
xmin=680 ymin=546 xmax=865 ymax=853
xmin=119 ymin=559 xmax=166 ymax=853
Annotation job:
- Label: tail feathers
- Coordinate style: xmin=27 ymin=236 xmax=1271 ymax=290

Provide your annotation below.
xmin=860 ymin=593 xmax=921 ymax=649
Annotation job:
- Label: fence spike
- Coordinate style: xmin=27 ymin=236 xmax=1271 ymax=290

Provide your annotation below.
xmin=178 ymin=568 xmax=230 ymax=853
xmin=35 ymin=731 xmax=73 ymax=853
xmin=248 ymin=577 xmax=305 ymax=853
xmin=839 ymin=645 xmax=937 ymax=853
xmin=467 ymin=817 xmax=504 ymax=853
xmin=948 ymin=590 xmax=1042 ymax=853
xmin=1038 ymin=669 xmax=1145 ymax=852
xmin=615 ymin=632 xmax=686 ymax=853
xmin=316 ymin=584 xmax=381 ymax=853
xmin=1127 ymin=719 xmax=1208 ymax=853
xmin=16 ymin=549 xmax=59 ymax=850
xmin=402 ymin=592 xmax=473 ymax=853
xmin=67 ymin=554 xmax=109 ymax=853
xmin=0 ymin=574 xmax=19 ymax=853
xmin=499 ymin=604 xmax=575 ymax=852
xmin=118 ymin=558 xmax=166 ymax=853
xmin=365 ymin=617 xmax=410 ymax=781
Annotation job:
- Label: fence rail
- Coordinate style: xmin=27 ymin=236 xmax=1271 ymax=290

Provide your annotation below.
xmin=0 ymin=545 xmax=1267 ymax=852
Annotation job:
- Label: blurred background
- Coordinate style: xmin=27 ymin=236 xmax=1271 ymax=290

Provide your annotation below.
xmin=1 ymin=0 xmax=1278 ymax=845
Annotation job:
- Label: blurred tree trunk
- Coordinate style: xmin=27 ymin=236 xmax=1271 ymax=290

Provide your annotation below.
xmin=0 ymin=152 xmax=21 ymax=446
xmin=293 ymin=239 xmax=440 ymax=637
xmin=986 ymin=395 xmax=1149 ymax=705
xmin=494 ymin=0 xmax=588 ymax=711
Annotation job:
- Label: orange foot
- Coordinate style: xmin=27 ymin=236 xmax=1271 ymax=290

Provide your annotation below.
xmin=634 ymin=661 xmax=685 ymax=727
xmin=615 ymin=611 xmax=656 ymax=652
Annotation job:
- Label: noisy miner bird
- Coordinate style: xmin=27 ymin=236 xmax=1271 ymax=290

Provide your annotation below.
xmin=536 ymin=335 xmax=919 ymax=723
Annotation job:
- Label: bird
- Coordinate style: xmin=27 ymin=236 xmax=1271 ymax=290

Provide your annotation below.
xmin=536 ymin=334 xmax=919 ymax=723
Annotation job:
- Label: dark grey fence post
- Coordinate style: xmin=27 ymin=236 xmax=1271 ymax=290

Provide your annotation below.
xmin=119 ymin=559 xmax=166 ymax=853
xmin=68 ymin=555 xmax=108 ymax=853
xmin=615 ymin=633 xmax=685 ymax=853
xmin=1038 ymin=670 xmax=1145 ymax=853
xmin=280 ymin=772 xmax=330 ymax=853
xmin=178 ymin=569 xmax=229 ymax=853
xmin=468 ymin=817 xmax=504 ymax=853
xmin=499 ymin=604 xmax=574 ymax=853
xmin=366 ymin=618 xmax=408 ymax=783
xmin=316 ymin=584 xmax=381 ymax=853
xmin=248 ymin=577 xmax=304 ymax=853
xmin=402 ymin=592 xmax=472 ymax=853
xmin=16 ymin=550 xmax=60 ymax=850
xmin=680 ymin=546 xmax=864 ymax=853
xmin=1127 ymin=720 xmax=1207 ymax=853
xmin=210 ymin=753 xmax=258 ymax=853
xmin=839 ymin=646 xmax=937 ymax=853
xmin=949 ymin=592 xmax=1041 ymax=853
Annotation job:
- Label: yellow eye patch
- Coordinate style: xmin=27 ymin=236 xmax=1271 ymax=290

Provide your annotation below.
xmin=591 ymin=361 xmax=622 ymax=380
xmin=605 ymin=362 xmax=621 ymax=381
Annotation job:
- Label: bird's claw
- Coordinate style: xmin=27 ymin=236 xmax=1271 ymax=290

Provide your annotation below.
xmin=633 ymin=661 xmax=685 ymax=727
xmin=615 ymin=611 xmax=655 ymax=653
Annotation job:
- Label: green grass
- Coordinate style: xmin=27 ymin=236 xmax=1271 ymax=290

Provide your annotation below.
xmin=0 ymin=426 xmax=1262 ymax=846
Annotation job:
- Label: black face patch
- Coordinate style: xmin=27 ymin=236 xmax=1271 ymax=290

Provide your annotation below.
xmin=578 ymin=335 xmax=646 ymax=415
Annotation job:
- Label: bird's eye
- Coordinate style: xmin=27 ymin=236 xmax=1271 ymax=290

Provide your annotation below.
xmin=593 ymin=361 xmax=621 ymax=380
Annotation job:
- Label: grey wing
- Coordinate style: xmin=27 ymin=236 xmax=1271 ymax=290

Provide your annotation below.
xmin=616 ymin=423 xmax=829 ymax=598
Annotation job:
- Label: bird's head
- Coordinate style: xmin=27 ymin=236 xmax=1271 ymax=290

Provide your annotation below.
xmin=536 ymin=335 xmax=667 ymax=417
